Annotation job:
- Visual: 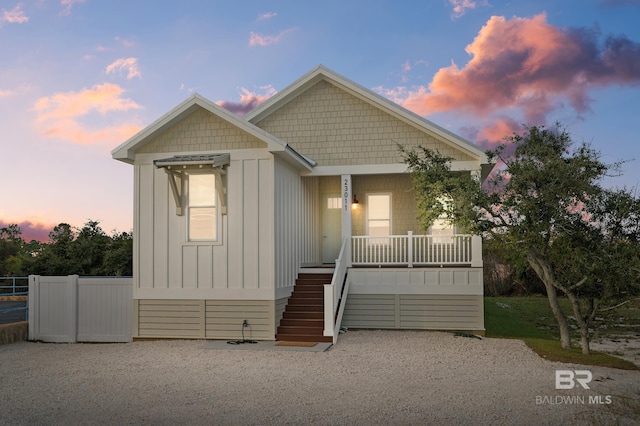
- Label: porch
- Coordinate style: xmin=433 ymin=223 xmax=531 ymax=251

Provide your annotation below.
xmin=284 ymin=173 xmax=486 ymax=343
xmin=316 ymin=232 xmax=484 ymax=344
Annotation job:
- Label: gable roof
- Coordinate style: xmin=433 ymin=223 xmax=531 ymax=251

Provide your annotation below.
xmin=246 ymin=65 xmax=488 ymax=164
xmin=110 ymin=93 xmax=314 ymax=169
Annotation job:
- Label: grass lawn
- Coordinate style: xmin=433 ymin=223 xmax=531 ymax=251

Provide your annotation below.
xmin=484 ymin=296 xmax=640 ymax=370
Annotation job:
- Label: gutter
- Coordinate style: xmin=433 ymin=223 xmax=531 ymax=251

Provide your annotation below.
xmin=283 ymin=144 xmax=317 ymax=169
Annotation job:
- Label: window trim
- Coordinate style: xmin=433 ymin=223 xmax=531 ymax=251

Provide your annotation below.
xmin=185 ymin=171 xmax=221 ymax=243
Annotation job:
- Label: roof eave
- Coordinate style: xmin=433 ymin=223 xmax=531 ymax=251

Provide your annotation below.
xmin=111 ymin=94 xmax=205 ymax=163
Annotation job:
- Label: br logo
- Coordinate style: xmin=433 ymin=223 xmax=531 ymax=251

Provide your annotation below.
xmin=555 ymin=370 xmax=592 ymax=390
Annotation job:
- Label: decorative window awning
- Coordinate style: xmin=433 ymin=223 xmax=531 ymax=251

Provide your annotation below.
xmin=154 ymin=154 xmax=230 ymax=216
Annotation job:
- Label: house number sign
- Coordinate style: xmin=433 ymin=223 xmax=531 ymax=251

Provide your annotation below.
xmin=343 ymin=177 xmax=350 ymax=212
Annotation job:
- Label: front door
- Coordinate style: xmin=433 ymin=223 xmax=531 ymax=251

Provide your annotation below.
xmin=322 ymin=193 xmax=342 ymax=264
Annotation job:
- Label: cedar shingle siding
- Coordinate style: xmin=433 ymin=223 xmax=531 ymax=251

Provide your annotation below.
xmin=254 ymin=80 xmax=475 ymax=166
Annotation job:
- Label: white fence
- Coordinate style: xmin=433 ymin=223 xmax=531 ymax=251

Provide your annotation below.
xmin=28 ymin=275 xmax=132 ymax=343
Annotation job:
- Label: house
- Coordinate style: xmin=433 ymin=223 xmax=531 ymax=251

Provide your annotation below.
xmin=111 ymin=65 xmax=490 ymax=343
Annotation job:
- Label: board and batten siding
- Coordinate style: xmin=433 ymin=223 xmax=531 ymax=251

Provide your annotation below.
xmin=273 ymin=158 xmax=321 ymax=298
xmin=134 ymin=150 xmax=275 ymax=300
xmin=135 ymin=299 xmax=276 ymax=340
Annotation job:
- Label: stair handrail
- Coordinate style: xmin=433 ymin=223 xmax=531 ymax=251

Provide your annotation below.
xmin=323 ymin=236 xmax=350 ymax=344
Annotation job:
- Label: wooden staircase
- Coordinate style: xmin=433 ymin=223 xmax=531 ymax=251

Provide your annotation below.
xmin=276 ymin=271 xmax=334 ymax=343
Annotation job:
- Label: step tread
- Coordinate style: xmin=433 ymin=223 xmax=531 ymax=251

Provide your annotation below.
xmin=290 ymin=292 xmax=324 ymax=298
xmin=276 ymin=334 xmax=333 ymax=343
xmin=297 ymin=274 xmax=334 ymax=280
xmin=295 ymin=281 xmax=331 ymax=287
xmin=282 ymin=312 xmax=323 ymax=319
xmin=279 ymin=319 xmax=324 ymax=326
xmin=285 ymin=305 xmax=323 ymax=312
xmin=293 ymin=290 xmax=325 ymax=294
xmin=287 ymin=298 xmax=323 ymax=304
xmin=278 ymin=325 xmax=324 ymax=332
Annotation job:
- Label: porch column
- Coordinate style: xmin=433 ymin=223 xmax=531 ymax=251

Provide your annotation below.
xmin=341 ymin=175 xmax=352 ymax=266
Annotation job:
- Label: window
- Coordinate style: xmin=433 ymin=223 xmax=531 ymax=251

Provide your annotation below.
xmin=327 ymin=197 xmax=342 ymax=209
xmin=431 ymin=196 xmax=455 ymax=243
xmin=188 ymin=173 xmax=217 ymax=241
xmin=366 ymin=193 xmax=391 ymax=243
xmin=430 ymin=218 xmax=455 ymax=243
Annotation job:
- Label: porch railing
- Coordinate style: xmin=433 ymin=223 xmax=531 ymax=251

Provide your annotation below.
xmin=323 ymin=237 xmax=350 ymax=344
xmin=351 ymin=232 xmax=482 ymax=267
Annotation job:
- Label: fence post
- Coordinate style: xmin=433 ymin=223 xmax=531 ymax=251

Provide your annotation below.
xmin=407 ymin=231 xmax=414 ymax=268
xmin=471 ymin=235 xmax=483 ymax=267
xmin=69 ymin=275 xmax=79 ymax=343
xmin=28 ymin=275 xmax=39 ymax=340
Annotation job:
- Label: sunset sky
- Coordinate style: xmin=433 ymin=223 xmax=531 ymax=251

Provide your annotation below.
xmin=2 ymin=0 xmax=640 ymax=242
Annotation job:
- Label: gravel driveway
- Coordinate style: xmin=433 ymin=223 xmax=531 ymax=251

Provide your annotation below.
xmin=1 ymin=330 xmax=638 ymax=425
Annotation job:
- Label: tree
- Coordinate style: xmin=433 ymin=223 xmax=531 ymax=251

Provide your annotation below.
xmin=71 ymin=220 xmax=111 ymax=275
xmin=401 ymin=123 xmax=640 ymax=354
xmin=0 ymin=225 xmax=41 ymax=276
xmin=103 ymin=231 xmax=133 ymax=276
xmin=28 ymin=220 xmax=133 ymax=276
xmin=0 ymin=225 xmax=24 ymax=276
xmin=30 ymin=223 xmax=77 ymax=275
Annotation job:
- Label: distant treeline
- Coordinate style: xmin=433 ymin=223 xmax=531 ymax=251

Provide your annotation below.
xmin=0 ymin=220 xmax=132 ymax=277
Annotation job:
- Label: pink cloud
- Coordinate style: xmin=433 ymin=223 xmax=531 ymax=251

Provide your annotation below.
xmin=0 ymin=219 xmax=55 ymax=243
xmin=41 ymin=119 xmax=142 ymax=145
xmin=387 ymin=14 xmax=640 ymax=125
xmin=373 ymin=85 xmax=410 ymax=105
xmin=1 ymin=4 xmax=28 ymax=24
xmin=34 ymin=83 xmax=140 ymax=121
xmin=106 ymin=57 xmax=142 ymax=79
xmin=33 ymin=83 xmax=142 ymax=144
xmin=249 ymin=28 xmax=297 ymax=46
xmin=216 ymin=86 xmax=277 ymax=115
xmin=473 ymin=117 xmax=522 ymax=150
xmin=449 ymin=0 xmax=479 ymax=19
xmin=0 ymin=88 xmax=14 ymax=97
